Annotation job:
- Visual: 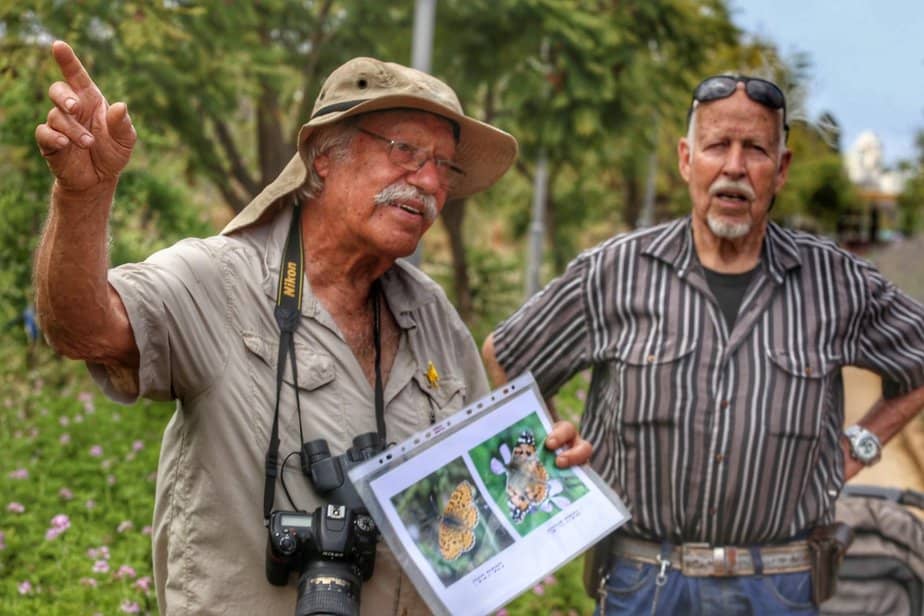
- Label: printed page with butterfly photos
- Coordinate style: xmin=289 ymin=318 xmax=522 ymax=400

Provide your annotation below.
xmin=349 ymin=371 xmax=630 ymax=616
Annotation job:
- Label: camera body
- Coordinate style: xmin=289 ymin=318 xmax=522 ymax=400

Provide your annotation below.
xmin=266 ymin=433 xmax=383 ymax=616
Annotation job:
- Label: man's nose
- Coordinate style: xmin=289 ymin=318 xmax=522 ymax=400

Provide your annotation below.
xmin=406 ymin=158 xmax=442 ymax=194
xmin=723 ymin=143 xmax=746 ymax=177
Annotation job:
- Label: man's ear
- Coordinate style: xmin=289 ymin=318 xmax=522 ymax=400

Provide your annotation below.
xmin=313 ymin=152 xmax=330 ymax=178
xmin=774 ymin=149 xmax=793 ymax=193
xmin=678 ymin=138 xmax=692 ymax=182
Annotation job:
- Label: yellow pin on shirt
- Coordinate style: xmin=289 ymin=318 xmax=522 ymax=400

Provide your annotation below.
xmin=426 ymin=361 xmax=440 ymax=388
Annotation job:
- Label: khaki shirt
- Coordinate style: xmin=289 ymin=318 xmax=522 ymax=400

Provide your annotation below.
xmin=90 ymin=208 xmax=488 ymax=615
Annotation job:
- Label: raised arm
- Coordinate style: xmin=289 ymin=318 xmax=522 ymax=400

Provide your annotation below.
xmin=34 ymin=41 xmax=139 ymax=376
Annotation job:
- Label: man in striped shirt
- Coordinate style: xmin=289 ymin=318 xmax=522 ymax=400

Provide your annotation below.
xmin=483 ymin=75 xmax=924 ymax=614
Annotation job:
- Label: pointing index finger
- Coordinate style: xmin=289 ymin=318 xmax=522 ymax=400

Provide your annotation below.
xmin=51 ymin=40 xmax=95 ymax=92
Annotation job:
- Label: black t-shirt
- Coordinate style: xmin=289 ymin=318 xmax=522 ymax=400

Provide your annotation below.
xmin=703 ymin=265 xmax=758 ymax=330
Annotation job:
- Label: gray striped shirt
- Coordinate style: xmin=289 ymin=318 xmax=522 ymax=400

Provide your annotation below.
xmin=493 ymin=217 xmax=924 ymax=545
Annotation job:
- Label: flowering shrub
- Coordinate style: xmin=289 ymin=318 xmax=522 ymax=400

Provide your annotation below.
xmin=0 ymin=348 xmax=171 ymax=614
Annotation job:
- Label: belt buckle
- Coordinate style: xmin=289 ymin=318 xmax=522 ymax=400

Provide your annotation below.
xmin=680 ymin=543 xmax=740 ymax=576
xmin=680 ymin=542 xmax=711 ymax=576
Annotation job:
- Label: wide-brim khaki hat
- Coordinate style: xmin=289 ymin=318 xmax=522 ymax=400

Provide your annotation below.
xmin=222 ymin=56 xmax=518 ymax=235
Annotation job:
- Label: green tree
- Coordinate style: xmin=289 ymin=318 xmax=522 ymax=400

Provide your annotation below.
xmin=897 ymin=130 xmax=924 ymax=236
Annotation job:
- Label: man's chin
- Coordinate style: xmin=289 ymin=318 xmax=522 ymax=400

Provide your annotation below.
xmin=707 ymin=215 xmax=751 ymax=240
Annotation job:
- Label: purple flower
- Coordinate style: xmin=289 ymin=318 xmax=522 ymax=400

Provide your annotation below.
xmin=58 ymin=487 xmax=74 ymax=501
xmin=89 ymin=445 xmax=103 ymax=457
xmin=117 ymin=520 xmax=134 ymax=533
xmin=7 ymin=502 xmax=25 ymax=514
xmin=18 ymin=580 xmax=32 ymax=595
xmin=92 ymin=560 xmax=110 ymax=574
xmin=80 ymin=577 xmax=98 ymax=587
xmin=107 ymin=474 xmax=117 ymax=486
xmin=8 ymin=468 xmax=28 ymax=479
xmin=85 ymin=499 xmax=96 ymax=510
xmin=532 ymin=583 xmax=545 ymax=596
xmin=59 ymin=433 xmax=71 ymax=445
xmin=134 ymin=576 xmax=152 ymax=592
xmin=142 ymin=525 xmax=153 ymax=536
xmin=78 ymin=391 xmax=95 ymax=413
xmin=116 ymin=564 xmax=137 ymax=579
xmin=132 ymin=440 xmax=144 ymax=452
xmin=120 ymin=600 xmax=140 ymax=614
xmin=59 ymin=416 xmax=70 ymax=426
xmin=88 ymin=546 xmax=110 ymax=560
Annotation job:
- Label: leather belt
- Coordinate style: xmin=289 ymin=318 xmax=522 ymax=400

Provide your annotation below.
xmin=611 ymin=536 xmax=812 ymax=577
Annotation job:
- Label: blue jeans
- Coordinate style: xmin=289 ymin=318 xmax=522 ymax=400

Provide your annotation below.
xmin=594 ymin=557 xmax=817 ymax=615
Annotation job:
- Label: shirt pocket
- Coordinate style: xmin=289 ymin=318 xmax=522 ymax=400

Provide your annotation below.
xmin=241 ymin=332 xmax=339 ymax=466
xmin=409 ymin=371 xmax=467 ymax=425
xmin=765 ymin=349 xmax=841 ymax=440
xmin=614 ymin=339 xmax=697 ymax=426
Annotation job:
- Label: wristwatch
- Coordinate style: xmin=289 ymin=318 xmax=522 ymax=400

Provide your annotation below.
xmin=844 ymin=425 xmax=882 ymax=466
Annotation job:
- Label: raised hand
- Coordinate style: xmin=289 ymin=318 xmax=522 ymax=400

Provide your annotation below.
xmin=34 ymin=41 xmax=136 ymax=194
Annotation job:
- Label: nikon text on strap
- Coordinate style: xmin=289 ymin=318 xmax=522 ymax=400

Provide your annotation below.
xmin=262 ymin=199 xmax=387 ymax=525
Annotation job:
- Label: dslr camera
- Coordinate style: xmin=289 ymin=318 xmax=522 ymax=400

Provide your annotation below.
xmin=266 ymin=432 xmax=383 ymax=616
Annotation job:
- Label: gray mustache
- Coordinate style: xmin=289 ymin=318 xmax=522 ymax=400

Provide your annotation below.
xmin=708 ymin=179 xmax=756 ymax=201
xmin=374 ymin=183 xmax=437 ymax=223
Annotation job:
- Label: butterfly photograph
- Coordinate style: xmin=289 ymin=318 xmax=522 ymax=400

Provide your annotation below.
xmin=469 ymin=413 xmax=591 ymax=536
xmin=390 ymin=457 xmax=514 ymax=587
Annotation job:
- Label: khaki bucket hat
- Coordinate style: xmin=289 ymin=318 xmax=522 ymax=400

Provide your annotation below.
xmin=222 ymin=56 xmax=518 ymax=235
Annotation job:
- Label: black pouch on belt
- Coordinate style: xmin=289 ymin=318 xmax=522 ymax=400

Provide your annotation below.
xmin=583 ymin=531 xmax=616 ymax=598
xmin=807 ymin=522 xmax=855 ymax=605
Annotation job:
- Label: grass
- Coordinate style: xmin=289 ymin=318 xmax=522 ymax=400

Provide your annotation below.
xmin=1 ymin=343 xmax=596 ymax=615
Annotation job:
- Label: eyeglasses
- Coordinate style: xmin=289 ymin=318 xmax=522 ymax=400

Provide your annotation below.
xmin=357 ymin=127 xmax=465 ymax=188
xmin=689 ymin=75 xmax=789 ymax=132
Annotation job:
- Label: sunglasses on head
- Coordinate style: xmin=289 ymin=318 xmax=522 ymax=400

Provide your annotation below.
xmin=688 ymin=75 xmax=789 ymax=133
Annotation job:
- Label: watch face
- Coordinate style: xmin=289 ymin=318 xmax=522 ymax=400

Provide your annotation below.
xmin=856 ymin=436 xmax=879 ymax=461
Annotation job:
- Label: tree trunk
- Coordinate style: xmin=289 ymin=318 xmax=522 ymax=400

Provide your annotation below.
xmin=257 ymin=77 xmax=289 ymax=191
xmin=440 ymin=198 xmax=473 ymax=323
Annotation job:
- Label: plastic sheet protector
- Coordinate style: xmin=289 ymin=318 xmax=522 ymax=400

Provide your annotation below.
xmin=349 ymin=372 xmax=630 ymax=616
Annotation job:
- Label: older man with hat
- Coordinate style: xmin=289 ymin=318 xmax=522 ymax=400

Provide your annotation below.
xmin=34 ymin=41 xmax=591 ymax=615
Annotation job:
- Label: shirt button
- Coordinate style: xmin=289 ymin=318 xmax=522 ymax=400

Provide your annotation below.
xmin=714 ymin=454 xmax=725 ymax=463
xmin=709 ymin=507 xmax=717 ymax=515
xmin=720 ymin=400 xmax=729 ymax=409
xmin=805 ymin=366 xmax=814 ymax=376
xmin=647 ymin=354 xmax=656 ymax=363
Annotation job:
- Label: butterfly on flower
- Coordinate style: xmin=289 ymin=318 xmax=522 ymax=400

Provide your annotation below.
xmin=490 ymin=430 xmax=571 ymax=524
xmin=437 ymin=480 xmax=480 ymax=561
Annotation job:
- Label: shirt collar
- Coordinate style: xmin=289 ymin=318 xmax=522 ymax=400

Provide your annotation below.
xmin=642 ymin=216 xmax=802 ymax=282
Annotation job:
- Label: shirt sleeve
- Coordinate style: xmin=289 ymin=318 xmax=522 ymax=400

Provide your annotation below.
xmin=855 ymin=265 xmax=924 ymax=395
xmin=87 ymin=237 xmax=235 ymax=404
xmin=491 ymin=255 xmax=592 ymax=397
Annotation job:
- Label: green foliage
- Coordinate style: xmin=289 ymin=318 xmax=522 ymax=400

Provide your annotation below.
xmin=897 ymin=130 xmax=924 ymax=235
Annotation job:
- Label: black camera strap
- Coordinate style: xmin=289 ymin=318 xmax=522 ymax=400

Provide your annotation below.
xmin=263 ymin=199 xmax=388 ymax=525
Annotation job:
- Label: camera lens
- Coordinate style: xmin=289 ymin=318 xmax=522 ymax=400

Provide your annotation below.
xmin=295 ymin=562 xmax=361 ymax=616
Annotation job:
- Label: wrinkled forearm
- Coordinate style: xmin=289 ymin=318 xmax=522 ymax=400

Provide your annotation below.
xmin=34 ymin=180 xmax=135 ymax=365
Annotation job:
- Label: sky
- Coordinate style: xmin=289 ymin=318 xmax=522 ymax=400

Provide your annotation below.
xmin=730 ymin=0 xmax=924 ymax=167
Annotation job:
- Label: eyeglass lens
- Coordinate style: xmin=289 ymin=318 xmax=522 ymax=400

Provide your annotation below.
xmin=359 ymin=128 xmax=462 ymax=187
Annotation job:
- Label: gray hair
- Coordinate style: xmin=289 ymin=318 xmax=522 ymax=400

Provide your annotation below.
xmin=295 ymin=118 xmax=359 ymax=202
